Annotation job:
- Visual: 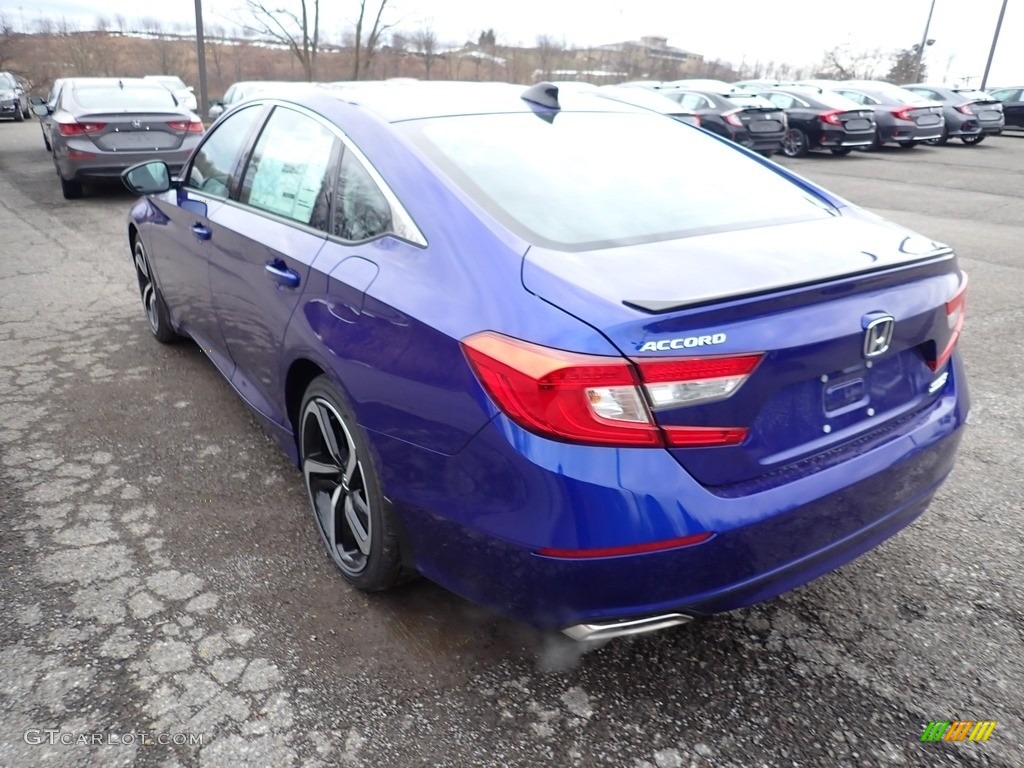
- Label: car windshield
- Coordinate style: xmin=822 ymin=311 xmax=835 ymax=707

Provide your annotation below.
xmin=402 ymin=111 xmax=833 ymax=251
xmin=73 ymin=85 xmax=177 ymax=109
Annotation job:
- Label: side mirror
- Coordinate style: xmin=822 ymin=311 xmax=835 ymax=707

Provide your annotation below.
xmin=29 ymin=95 xmax=44 ymax=105
xmin=31 ymin=104 xmax=50 ymax=117
xmin=122 ymin=161 xmax=172 ymax=195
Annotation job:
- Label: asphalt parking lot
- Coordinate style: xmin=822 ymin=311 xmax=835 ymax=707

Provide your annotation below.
xmin=1 ymin=119 xmax=1022 ymax=768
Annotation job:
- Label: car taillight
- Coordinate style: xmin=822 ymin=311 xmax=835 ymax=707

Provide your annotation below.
xmin=461 ymin=332 xmax=761 ymax=448
xmin=928 ymin=272 xmax=968 ymax=372
xmin=892 ymin=106 xmax=915 ymax=121
xmin=57 ymin=121 xmax=106 ymax=136
xmin=818 ymin=110 xmax=844 ymax=126
xmin=954 ymin=103 xmax=975 ymax=115
xmin=723 ymin=108 xmax=745 ymax=127
xmin=693 ymin=115 xmax=702 ymax=127
xmin=167 ymin=120 xmax=204 ymax=133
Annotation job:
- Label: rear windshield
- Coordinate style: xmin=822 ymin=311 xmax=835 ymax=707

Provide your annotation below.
xmin=402 ymin=112 xmax=833 ymax=251
xmin=725 ymin=93 xmax=775 ymax=108
xmin=954 ymin=90 xmax=995 ymax=101
xmin=805 ymin=90 xmax=865 ymax=110
xmin=72 ymin=86 xmax=177 ymax=109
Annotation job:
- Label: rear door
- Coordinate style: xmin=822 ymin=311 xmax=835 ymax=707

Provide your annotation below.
xmin=206 ymin=104 xmax=338 ymax=426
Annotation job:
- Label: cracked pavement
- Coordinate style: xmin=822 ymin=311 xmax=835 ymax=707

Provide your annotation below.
xmin=1 ymin=121 xmax=1022 ymax=767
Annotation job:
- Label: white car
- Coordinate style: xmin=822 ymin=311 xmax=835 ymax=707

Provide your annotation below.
xmin=144 ymin=75 xmax=198 ymax=112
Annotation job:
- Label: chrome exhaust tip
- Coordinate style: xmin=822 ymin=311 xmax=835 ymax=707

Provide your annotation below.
xmin=561 ymin=613 xmax=692 ymax=642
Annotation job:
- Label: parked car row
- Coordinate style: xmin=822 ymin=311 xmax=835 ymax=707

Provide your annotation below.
xmin=0 ymin=71 xmax=32 ymax=122
xmin=622 ymin=77 xmax=1018 ymax=157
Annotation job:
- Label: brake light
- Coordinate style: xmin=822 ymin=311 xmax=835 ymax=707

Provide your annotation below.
xmin=693 ymin=115 xmax=702 ymax=127
xmin=461 ymin=332 xmax=760 ymax=448
xmin=928 ymin=272 xmax=968 ymax=372
xmin=818 ymin=110 xmax=844 ymax=126
xmin=167 ymin=119 xmax=204 ymax=133
xmin=723 ymin=108 xmax=744 ymax=127
xmin=954 ymin=103 xmax=975 ymax=115
xmin=57 ymin=121 xmax=106 ymax=136
xmin=892 ymin=106 xmax=915 ymax=121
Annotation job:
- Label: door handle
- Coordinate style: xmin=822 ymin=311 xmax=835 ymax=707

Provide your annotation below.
xmin=264 ymin=260 xmax=300 ymax=289
xmin=190 ymin=223 xmax=211 ymax=240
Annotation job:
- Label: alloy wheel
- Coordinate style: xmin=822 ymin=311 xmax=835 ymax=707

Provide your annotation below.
xmin=781 ymin=129 xmax=807 ymax=157
xmin=133 ymin=240 xmax=160 ymax=335
xmin=301 ymin=397 xmax=373 ymax=576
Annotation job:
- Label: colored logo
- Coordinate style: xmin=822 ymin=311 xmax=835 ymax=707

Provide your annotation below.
xmin=921 ymin=721 xmax=997 ymax=742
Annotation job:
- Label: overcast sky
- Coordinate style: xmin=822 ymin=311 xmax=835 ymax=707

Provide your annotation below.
xmin=2 ymin=0 xmax=1020 ymax=84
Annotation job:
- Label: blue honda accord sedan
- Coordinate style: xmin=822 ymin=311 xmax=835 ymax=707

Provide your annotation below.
xmin=122 ymin=81 xmax=969 ymax=641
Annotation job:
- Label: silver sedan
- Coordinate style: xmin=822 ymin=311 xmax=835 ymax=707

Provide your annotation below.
xmin=33 ymin=77 xmax=204 ymax=199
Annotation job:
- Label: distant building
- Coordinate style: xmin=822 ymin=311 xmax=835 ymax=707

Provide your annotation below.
xmin=577 ymin=36 xmax=704 ymax=81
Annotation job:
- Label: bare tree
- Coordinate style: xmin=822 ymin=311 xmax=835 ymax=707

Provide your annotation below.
xmin=0 ymin=13 xmax=16 ymax=70
xmin=143 ymin=18 xmax=185 ymax=76
xmin=535 ymin=34 xmax=561 ymax=79
xmin=351 ymin=0 xmax=395 ymax=80
xmin=411 ymin=26 xmax=438 ymax=79
xmin=815 ymin=45 xmax=886 ymax=80
xmin=241 ymin=0 xmax=320 ymax=81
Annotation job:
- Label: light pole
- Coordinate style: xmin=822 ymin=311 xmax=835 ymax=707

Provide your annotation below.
xmin=912 ymin=0 xmax=938 ymax=82
xmin=194 ymin=0 xmax=209 ymax=121
xmin=981 ymin=0 xmax=1009 ymax=91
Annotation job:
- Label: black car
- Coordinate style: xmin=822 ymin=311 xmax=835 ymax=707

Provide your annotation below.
xmin=761 ymin=87 xmax=876 ymax=157
xmin=988 ymin=87 xmax=1024 ymax=131
xmin=659 ymin=89 xmax=787 ymax=156
xmin=902 ymin=84 xmax=1004 ymax=145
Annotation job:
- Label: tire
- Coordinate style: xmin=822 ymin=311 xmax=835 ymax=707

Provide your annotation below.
xmin=59 ymin=173 xmax=83 ymax=199
xmin=299 ymin=376 xmax=406 ymax=592
xmin=781 ymin=128 xmax=808 ymax=158
xmin=925 ymin=128 xmax=949 ymax=146
xmin=830 ymin=148 xmax=853 ymax=156
xmin=961 ymin=134 xmax=985 ymax=146
xmin=132 ymin=235 xmax=178 ymax=343
xmin=758 ymin=150 xmax=775 ymax=159
xmin=897 ymin=141 xmax=917 ymax=149
xmin=14 ymin=106 xmax=24 ymax=123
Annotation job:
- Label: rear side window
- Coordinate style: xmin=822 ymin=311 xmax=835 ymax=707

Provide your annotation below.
xmin=239 ymin=107 xmax=338 ymax=229
xmin=403 ymin=111 xmax=834 ymax=251
xmin=333 ymin=150 xmax=392 ymax=241
xmin=675 ymin=92 xmax=712 ymax=110
xmin=766 ymin=93 xmax=796 ymax=109
xmin=72 ymin=86 xmax=177 ymax=109
xmin=187 ymin=105 xmax=263 ymax=197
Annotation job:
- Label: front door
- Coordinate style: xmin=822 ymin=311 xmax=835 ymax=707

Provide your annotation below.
xmin=207 ymin=105 xmax=339 ymax=426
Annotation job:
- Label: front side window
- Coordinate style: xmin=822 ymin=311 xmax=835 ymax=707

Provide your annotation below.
xmin=333 ymin=149 xmax=392 ymax=241
xmin=240 ymin=107 xmax=338 ymax=228
xmin=186 ymin=105 xmax=263 ymax=197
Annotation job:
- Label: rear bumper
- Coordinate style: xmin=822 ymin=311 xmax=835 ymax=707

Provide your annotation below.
xmin=56 ymin=147 xmax=192 ymax=180
xmin=882 ymin=121 xmax=943 ymax=144
xmin=731 ymin=128 xmax=785 ymax=152
xmin=818 ymin=128 xmax=874 ymax=148
xmin=383 ymin=354 xmax=969 ymax=630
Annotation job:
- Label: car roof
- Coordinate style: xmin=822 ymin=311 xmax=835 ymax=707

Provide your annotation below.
xmin=317 ymin=80 xmax=646 ymax=122
xmin=66 ymin=77 xmax=163 ymax=89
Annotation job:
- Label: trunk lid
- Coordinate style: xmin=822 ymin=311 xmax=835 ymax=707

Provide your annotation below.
xmin=522 ymin=214 xmax=963 ymax=488
xmin=737 ymin=106 xmax=786 ymax=134
xmin=833 ymin=110 xmax=875 ymax=133
xmin=76 ymin=111 xmax=190 ymax=151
